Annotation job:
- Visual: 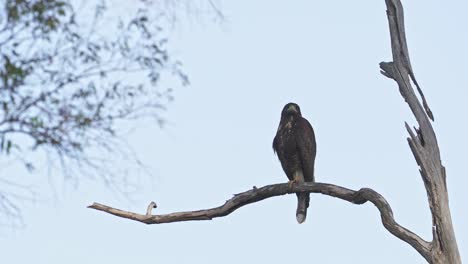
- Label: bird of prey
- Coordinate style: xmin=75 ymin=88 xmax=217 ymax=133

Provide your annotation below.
xmin=273 ymin=103 xmax=316 ymax=223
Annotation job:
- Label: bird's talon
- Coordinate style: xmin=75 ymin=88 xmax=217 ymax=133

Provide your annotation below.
xmin=288 ymin=180 xmax=297 ymax=189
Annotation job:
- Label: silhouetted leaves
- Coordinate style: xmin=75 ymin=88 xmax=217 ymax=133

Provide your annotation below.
xmin=0 ymin=0 xmax=189 ymax=224
xmin=1 ymin=0 xmax=187 ymax=164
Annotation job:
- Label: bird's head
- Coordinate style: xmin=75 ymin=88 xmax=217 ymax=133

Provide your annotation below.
xmin=281 ymin=102 xmax=302 ymax=118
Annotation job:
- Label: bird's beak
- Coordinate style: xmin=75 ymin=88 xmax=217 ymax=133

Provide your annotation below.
xmin=287 ymin=105 xmax=298 ymax=113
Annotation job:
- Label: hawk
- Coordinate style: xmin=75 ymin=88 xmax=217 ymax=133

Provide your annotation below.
xmin=273 ymin=103 xmax=316 ymax=223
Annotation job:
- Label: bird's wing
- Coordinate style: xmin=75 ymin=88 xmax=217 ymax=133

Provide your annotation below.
xmin=273 ymin=132 xmax=294 ymax=181
xmin=295 ymin=117 xmax=316 ymax=182
xmin=272 ymin=135 xmax=278 ymax=154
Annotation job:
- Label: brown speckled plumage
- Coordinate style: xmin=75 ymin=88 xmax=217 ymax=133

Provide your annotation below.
xmin=273 ymin=103 xmax=316 ymax=223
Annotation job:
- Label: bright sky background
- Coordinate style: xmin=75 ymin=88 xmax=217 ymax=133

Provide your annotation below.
xmin=1 ymin=1 xmax=467 ymax=263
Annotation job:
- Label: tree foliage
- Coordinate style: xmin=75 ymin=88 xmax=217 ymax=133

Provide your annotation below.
xmin=0 ymin=0 xmax=190 ymax=225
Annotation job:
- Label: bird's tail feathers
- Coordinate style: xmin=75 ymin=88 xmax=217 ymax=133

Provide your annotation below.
xmin=296 ymin=193 xmax=310 ymax=224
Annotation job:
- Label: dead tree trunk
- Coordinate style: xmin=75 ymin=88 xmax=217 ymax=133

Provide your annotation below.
xmin=89 ymin=1 xmax=461 ymax=263
xmin=379 ymin=0 xmax=461 ymax=263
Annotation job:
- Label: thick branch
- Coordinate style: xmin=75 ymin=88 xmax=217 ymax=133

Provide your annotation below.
xmin=380 ymin=0 xmax=460 ymax=263
xmin=89 ymin=182 xmax=431 ymax=261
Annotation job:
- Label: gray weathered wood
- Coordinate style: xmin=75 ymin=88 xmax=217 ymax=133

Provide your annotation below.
xmin=89 ymin=182 xmax=431 ymax=261
xmin=380 ymin=0 xmax=461 ymax=263
xmin=89 ymin=1 xmax=461 ymax=263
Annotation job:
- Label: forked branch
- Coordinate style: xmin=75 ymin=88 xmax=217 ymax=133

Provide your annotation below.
xmin=89 ymin=0 xmax=461 ymax=263
xmin=380 ymin=0 xmax=461 ymax=263
xmin=89 ymin=182 xmax=431 ymax=261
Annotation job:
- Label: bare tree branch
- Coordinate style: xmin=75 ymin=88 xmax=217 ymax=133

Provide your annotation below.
xmin=88 ymin=1 xmax=461 ymax=263
xmin=379 ymin=0 xmax=461 ymax=263
xmin=89 ymin=182 xmax=431 ymax=261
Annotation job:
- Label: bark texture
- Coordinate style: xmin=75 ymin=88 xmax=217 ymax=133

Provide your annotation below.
xmin=380 ymin=0 xmax=461 ymax=263
xmin=89 ymin=1 xmax=461 ymax=263
xmin=89 ymin=182 xmax=431 ymax=260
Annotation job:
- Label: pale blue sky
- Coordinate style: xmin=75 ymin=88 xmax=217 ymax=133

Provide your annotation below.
xmin=1 ymin=1 xmax=467 ymax=263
